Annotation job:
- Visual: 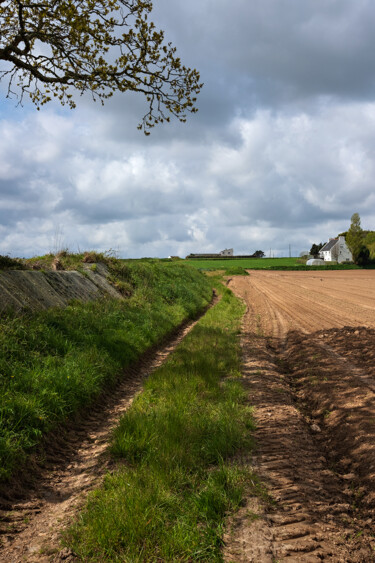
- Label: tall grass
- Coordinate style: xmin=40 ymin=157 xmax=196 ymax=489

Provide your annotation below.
xmin=66 ymin=286 xmax=254 ymax=562
xmin=0 ymin=262 xmax=211 ymax=480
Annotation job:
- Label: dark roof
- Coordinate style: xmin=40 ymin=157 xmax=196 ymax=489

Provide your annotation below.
xmin=320 ymin=238 xmax=338 ymax=252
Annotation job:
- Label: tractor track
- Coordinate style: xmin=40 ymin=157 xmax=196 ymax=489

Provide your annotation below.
xmin=0 ymin=295 xmax=218 ymax=562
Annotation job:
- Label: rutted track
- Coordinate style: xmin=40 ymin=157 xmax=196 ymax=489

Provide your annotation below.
xmin=225 ymin=271 xmax=375 ymax=562
xmin=0 ymin=296 xmax=218 ymax=563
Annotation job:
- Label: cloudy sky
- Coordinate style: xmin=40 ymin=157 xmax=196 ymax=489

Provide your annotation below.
xmin=1 ymin=0 xmax=375 ymax=258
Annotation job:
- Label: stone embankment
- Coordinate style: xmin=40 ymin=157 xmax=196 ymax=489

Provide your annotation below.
xmin=0 ymin=263 xmax=122 ymax=313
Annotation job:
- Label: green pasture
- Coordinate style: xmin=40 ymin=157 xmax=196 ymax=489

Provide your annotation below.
xmin=185 ymin=257 xmax=300 ymax=270
xmin=184 ymin=257 xmax=359 ymax=271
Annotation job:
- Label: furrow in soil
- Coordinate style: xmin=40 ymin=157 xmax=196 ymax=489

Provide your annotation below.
xmin=224 ymin=273 xmax=375 ymax=562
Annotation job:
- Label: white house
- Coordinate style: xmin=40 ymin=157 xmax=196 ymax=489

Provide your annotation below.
xmin=319 ymin=236 xmax=353 ymax=263
xmin=219 ymin=248 xmax=234 ymax=256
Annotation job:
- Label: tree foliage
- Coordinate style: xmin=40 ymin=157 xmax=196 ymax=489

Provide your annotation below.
xmin=0 ymin=0 xmax=202 ymax=132
xmin=346 ymin=213 xmax=364 ymax=264
xmin=364 ymin=231 xmax=375 ymax=260
xmin=356 ymin=245 xmax=370 ymax=267
xmin=251 ymin=250 xmax=265 ymax=258
xmin=309 ymin=242 xmax=324 ymax=257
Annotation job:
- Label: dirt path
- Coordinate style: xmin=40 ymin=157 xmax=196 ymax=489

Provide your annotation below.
xmin=0 ymin=299 xmax=217 ymax=563
xmin=225 ymin=271 xmax=375 ymax=562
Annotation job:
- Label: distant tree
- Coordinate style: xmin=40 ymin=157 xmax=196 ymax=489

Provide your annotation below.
xmin=364 ymin=231 xmax=375 ymax=260
xmin=309 ymin=242 xmax=325 ymax=257
xmin=252 ymin=250 xmax=265 ymax=258
xmin=346 ymin=213 xmax=364 ymax=264
xmin=356 ymin=245 xmax=370 ymax=267
xmin=0 ymin=0 xmax=202 ymax=133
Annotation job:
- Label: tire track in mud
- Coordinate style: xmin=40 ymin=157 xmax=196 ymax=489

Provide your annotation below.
xmin=0 ymin=296 xmax=218 ymax=563
xmin=225 ymin=274 xmax=375 ymax=562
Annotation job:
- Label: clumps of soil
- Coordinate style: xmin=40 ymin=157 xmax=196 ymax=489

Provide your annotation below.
xmin=225 ymin=328 xmax=375 ymax=562
xmin=225 ymin=273 xmax=375 ymax=561
xmin=316 ymin=326 xmax=375 ymax=377
xmin=284 ymin=327 xmax=375 ymax=508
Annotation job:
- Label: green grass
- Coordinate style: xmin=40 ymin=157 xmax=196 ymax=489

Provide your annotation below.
xmin=0 ymin=261 xmax=212 ymax=481
xmin=184 ymin=257 xmax=360 ymax=271
xmin=65 ymin=285 xmax=254 ymax=562
xmin=224 ymin=266 xmax=249 ymax=276
xmin=185 ymin=257 xmax=299 ymax=270
xmin=24 ymin=250 xmax=115 ymax=271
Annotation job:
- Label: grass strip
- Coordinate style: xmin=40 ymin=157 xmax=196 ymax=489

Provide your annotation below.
xmin=65 ymin=285 xmax=254 ymax=562
xmin=0 ymin=262 xmax=211 ymax=481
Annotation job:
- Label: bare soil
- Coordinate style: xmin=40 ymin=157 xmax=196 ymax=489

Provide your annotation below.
xmin=225 ymin=270 xmax=375 ymax=562
xmin=0 ymin=298 xmax=216 ymax=562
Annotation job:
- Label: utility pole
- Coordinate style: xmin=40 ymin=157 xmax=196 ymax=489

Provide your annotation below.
xmin=289 ymin=244 xmax=291 ymax=258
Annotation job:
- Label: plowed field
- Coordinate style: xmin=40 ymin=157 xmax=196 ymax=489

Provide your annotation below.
xmin=226 ymin=270 xmax=375 ymax=562
xmin=233 ymin=270 xmax=375 ymax=337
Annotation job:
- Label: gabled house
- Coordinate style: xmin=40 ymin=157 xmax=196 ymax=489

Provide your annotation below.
xmin=219 ymin=248 xmax=233 ymax=256
xmin=319 ymin=236 xmax=353 ymax=263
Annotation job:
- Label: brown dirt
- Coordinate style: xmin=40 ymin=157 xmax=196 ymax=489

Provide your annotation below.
xmin=0 ymin=298 xmax=217 ymax=562
xmin=225 ymin=270 xmax=375 ymax=562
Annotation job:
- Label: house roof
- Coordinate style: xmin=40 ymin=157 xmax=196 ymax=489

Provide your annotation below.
xmin=320 ymin=238 xmax=338 ymax=252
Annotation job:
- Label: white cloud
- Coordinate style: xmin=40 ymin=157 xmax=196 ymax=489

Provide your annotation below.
xmin=1 ymin=1 xmax=375 ymax=258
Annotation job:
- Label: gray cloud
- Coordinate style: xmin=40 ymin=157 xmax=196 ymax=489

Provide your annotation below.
xmin=1 ymin=0 xmax=375 ymax=258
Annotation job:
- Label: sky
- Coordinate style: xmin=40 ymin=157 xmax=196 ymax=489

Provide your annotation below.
xmin=1 ymin=0 xmax=375 ymax=258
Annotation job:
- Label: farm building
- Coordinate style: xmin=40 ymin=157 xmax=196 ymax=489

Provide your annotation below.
xmin=219 ymin=248 xmax=233 ymax=256
xmin=319 ymin=236 xmax=353 ymax=263
xmin=186 ymin=248 xmax=260 ymax=259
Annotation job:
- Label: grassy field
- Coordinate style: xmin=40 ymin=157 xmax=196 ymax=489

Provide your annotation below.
xmin=65 ymin=284 xmax=255 ymax=562
xmin=185 ymin=257 xmax=300 ymax=269
xmin=184 ymin=257 xmax=359 ymax=271
xmin=0 ymin=261 xmax=212 ymax=480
